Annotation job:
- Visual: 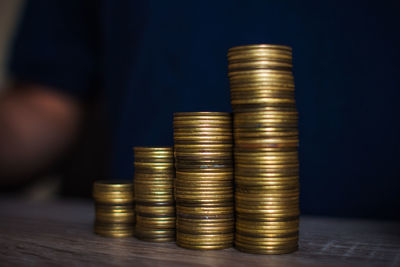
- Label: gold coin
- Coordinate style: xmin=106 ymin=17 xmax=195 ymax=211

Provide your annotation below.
xmin=228 ymin=43 xmax=292 ymax=51
xmin=235 ymin=242 xmax=298 ymax=255
xmin=177 ymin=232 xmax=233 ymax=242
xmin=134 ymin=162 xmax=174 ymax=167
xmin=235 ymin=204 xmax=299 ymax=212
xmin=95 ymin=225 xmax=134 ymax=232
xmin=230 ymin=82 xmax=294 ymax=90
xmin=174 ymin=112 xmax=231 ymax=117
xmin=228 ymin=50 xmax=292 ymax=59
xmin=228 ymin=75 xmax=294 ymax=83
xmin=95 ymin=203 xmax=134 ymax=211
xmin=135 ymin=188 xmax=173 ymax=195
xmin=134 ymin=187 xmax=173 ymax=193
xmin=235 ymin=180 xmax=298 ymax=187
xmin=174 ymin=135 xmax=232 ymax=141
xmin=178 ymin=226 xmax=234 ymax=234
xmin=174 ymin=152 xmax=232 ymax=160
xmin=176 ymin=181 xmax=232 ymax=187
xmin=173 ymin=125 xmax=232 ymax=130
xmin=227 ymin=51 xmax=292 ymax=60
xmin=96 ymin=216 xmax=135 ymax=224
xmin=173 ymin=115 xmax=231 ymax=120
xmin=135 ymin=226 xmax=175 ymax=234
xmin=235 ymin=205 xmax=299 ymax=213
xmin=228 ymin=67 xmax=293 ymax=76
xmin=176 ymin=171 xmax=232 ymax=178
xmin=234 ymin=157 xmax=298 ymax=164
xmin=134 ymin=147 xmax=173 ymax=152
xmin=232 ymin=106 xmax=296 ymax=113
xmin=234 ymin=120 xmax=298 ymax=126
xmin=228 ymin=76 xmax=294 ymax=83
xmin=177 ymin=205 xmax=233 ymax=214
xmin=134 ymin=180 xmax=173 ymax=186
xmin=229 ymin=59 xmax=292 ymax=69
xmin=175 ymin=179 xmax=232 ymax=185
xmin=134 ymin=182 xmax=173 ymax=188
xmin=133 ymin=196 xmax=174 ymax=202
xmin=235 ymin=170 xmax=299 ymax=177
xmin=177 ymin=241 xmax=232 ymax=250
xmin=228 ymin=52 xmax=292 ymax=62
xmin=235 ymin=111 xmax=298 ymax=118
xmin=236 ymin=233 xmax=298 ymax=242
xmin=236 ymin=227 xmax=298 ymax=236
xmin=136 ymin=217 xmax=175 ymax=228
xmin=175 ymin=199 xmax=233 ymax=205
xmin=229 ymin=68 xmax=292 ymax=75
xmin=174 ymin=132 xmax=232 ymax=138
xmin=134 ymin=158 xmax=174 ymax=164
xmin=234 ymin=131 xmax=298 ymax=138
xmin=236 ymin=213 xmax=298 ymax=221
xmin=234 ymin=175 xmax=298 ymax=182
xmin=134 ymin=172 xmax=175 ymax=178
xmin=175 ymin=167 xmax=233 ymax=173
xmin=93 ymin=197 xmax=134 ymax=204
xmin=174 ymin=143 xmax=233 ymax=149
xmin=175 ymin=158 xmax=233 ymax=164
xmin=174 ymin=146 xmax=233 ymax=152
xmin=236 ymin=185 xmax=299 ymax=192
xmin=136 ymin=204 xmax=174 ymax=214
xmin=134 ymin=167 xmax=175 ymax=173
xmin=234 ymin=150 xmax=298 ymax=156
xmin=175 ymin=189 xmax=233 ymax=195
xmin=177 ymin=217 xmax=234 ymax=223
xmin=235 ymin=197 xmax=298 ymax=204
xmin=177 ymin=223 xmax=234 ymax=230
xmin=138 ymin=237 xmax=176 ymax=242
xmin=93 ymin=180 xmax=133 ymax=192
xmin=236 ymin=223 xmax=298 ymax=231
xmin=175 ymin=185 xmax=233 ymax=192
xmin=173 ymin=118 xmax=231 ymax=124
xmin=236 ymin=162 xmax=299 ymax=170
xmin=95 ymin=209 xmax=135 ymax=216
xmin=235 ymin=153 xmax=298 ymax=163
xmin=94 ymin=230 xmax=134 ymax=238
xmin=174 ymin=127 xmax=232 ymax=133
xmin=93 ymin=189 xmax=134 ymax=195
xmin=174 ymin=140 xmax=232 ymax=145
xmin=231 ymin=93 xmax=295 ymax=100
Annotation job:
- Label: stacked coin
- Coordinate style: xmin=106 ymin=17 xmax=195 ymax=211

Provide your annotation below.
xmin=228 ymin=44 xmax=299 ymax=254
xmin=93 ymin=180 xmax=135 ymax=237
xmin=174 ymin=112 xmax=234 ymax=250
xmin=134 ymin=147 xmax=176 ymax=242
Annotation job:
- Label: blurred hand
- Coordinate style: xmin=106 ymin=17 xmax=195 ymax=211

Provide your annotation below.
xmin=0 ymin=85 xmax=81 ymax=184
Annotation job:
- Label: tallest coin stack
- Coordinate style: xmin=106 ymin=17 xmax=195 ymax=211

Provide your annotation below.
xmin=228 ymin=44 xmax=300 ymax=254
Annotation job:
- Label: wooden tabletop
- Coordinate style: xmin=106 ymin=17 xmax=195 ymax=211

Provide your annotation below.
xmin=0 ymin=197 xmax=399 ymax=267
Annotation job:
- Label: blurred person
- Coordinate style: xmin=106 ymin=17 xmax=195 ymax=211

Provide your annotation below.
xmin=1 ymin=0 xmax=399 ymax=218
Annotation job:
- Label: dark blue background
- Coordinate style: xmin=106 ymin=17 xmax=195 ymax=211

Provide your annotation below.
xmin=10 ymin=0 xmax=400 ymax=219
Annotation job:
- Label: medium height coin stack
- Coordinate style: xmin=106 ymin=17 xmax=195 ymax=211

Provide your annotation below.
xmin=174 ymin=112 xmax=234 ymax=250
xmin=93 ymin=180 xmax=135 ymax=237
xmin=134 ymin=147 xmax=176 ymax=242
xmin=228 ymin=44 xmax=299 ymax=254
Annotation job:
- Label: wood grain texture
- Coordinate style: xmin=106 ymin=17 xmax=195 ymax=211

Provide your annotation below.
xmin=0 ymin=197 xmax=399 ymax=267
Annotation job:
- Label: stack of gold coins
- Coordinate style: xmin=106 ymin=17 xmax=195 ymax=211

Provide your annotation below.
xmin=133 ymin=147 xmax=176 ymax=242
xmin=228 ymin=44 xmax=299 ymax=254
xmin=93 ymin=180 xmax=135 ymax=237
xmin=174 ymin=112 xmax=234 ymax=250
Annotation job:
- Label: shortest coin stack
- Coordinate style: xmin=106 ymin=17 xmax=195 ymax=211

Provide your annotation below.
xmin=134 ymin=147 xmax=176 ymax=242
xmin=93 ymin=180 xmax=135 ymax=237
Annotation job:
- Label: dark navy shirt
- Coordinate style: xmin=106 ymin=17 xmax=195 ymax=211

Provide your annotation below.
xmin=10 ymin=0 xmax=400 ymax=219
